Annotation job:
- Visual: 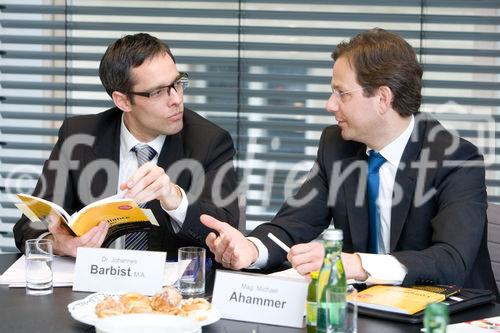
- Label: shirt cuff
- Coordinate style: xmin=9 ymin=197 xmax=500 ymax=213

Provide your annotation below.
xmin=356 ymin=253 xmax=407 ymax=285
xmin=246 ymin=237 xmax=269 ymax=269
xmin=160 ymin=185 xmax=188 ymax=233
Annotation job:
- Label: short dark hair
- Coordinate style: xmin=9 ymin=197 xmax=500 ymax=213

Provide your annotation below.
xmin=99 ymin=33 xmax=176 ymax=97
xmin=332 ymin=28 xmax=423 ymax=117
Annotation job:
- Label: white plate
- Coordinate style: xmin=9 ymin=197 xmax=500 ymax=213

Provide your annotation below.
xmin=67 ymin=293 xmax=221 ymax=327
xmin=95 ymin=313 xmax=201 ymax=333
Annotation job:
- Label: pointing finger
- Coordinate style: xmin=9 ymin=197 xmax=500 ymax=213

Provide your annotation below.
xmin=200 ymin=214 xmax=230 ymax=234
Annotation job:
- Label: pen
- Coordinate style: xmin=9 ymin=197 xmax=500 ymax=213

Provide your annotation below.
xmin=267 ymin=233 xmax=291 ymax=253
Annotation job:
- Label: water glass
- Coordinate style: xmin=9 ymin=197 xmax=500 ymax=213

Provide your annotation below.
xmin=345 ymin=285 xmax=358 ymax=333
xmin=25 ymin=239 xmax=53 ymax=295
xmin=178 ymin=247 xmax=205 ymax=296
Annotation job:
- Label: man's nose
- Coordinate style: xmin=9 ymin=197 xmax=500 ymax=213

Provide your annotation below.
xmin=168 ymin=88 xmax=182 ymax=106
xmin=326 ymin=94 xmax=339 ymax=114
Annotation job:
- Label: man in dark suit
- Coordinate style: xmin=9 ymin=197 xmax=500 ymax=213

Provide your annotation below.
xmin=201 ymin=28 xmax=497 ymax=293
xmin=14 ymin=33 xmax=239 ymax=259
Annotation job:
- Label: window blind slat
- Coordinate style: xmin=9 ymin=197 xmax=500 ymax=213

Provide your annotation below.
xmin=1 ymin=0 xmax=499 ymax=253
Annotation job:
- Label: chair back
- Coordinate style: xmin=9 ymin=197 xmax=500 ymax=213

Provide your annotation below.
xmin=487 ymin=203 xmax=500 ymax=291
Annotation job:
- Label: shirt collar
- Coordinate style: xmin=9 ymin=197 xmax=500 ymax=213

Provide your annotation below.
xmin=120 ymin=114 xmax=166 ymax=155
xmin=366 ymin=115 xmax=415 ymax=167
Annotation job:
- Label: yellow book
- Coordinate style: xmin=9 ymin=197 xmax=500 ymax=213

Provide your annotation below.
xmin=347 ymin=285 xmax=445 ymax=315
xmin=16 ymin=193 xmax=159 ymax=246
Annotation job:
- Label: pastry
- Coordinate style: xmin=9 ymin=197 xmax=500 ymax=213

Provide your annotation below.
xmin=150 ymin=286 xmax=182 ymax=312
xmin=181 ymin=298 xmax=211 ymax=312
xmin=119 ymin=292 xmax=153 ymax=313
xmin=95 ymin=296 xmax=125 ymax=318
xmin=181 ymin=298 xmax=211 ymax=322
xmin=157 ymin=306 xmax=188 ymax=317
xmin=94 ymin=287 xmax=212 ymax=322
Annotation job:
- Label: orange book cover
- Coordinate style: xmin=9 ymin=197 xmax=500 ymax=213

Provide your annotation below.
xmin=16 ymin=193 xmax=158 ymax=246
xmin=347 ymin=285 xmax=445 ymax=315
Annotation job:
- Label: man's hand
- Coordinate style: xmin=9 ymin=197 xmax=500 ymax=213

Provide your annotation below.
xmin=341 ymin=252 xmax=368 ymax=281
xmin=120 ymin=161 xmax=182 ymax=210
xmin=287 ymin=242 xmax=324 ymax=275
xmin=200 ymin=214 xmax=258 ymax=270
xmin=47 ymin=214 xmax=109 ymax=257
xmin=286 ymin=244 xmax=369 ymax=281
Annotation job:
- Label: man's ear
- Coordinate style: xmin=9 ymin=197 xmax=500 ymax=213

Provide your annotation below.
xmin=377 ymin=86 xmax=393 ymax=114
xmin=112 ymin=91 xmax=132 ymax=112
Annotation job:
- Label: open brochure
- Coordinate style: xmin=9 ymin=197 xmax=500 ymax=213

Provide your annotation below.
xmin=347 ymin=285 xmax=445 ymax=315
xmin=446 ymin=316 xmax=500 ymax=332
xmin=16 ymin=193 xmax=159 ymax=246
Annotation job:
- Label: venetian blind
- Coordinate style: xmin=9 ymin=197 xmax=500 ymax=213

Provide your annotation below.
xmin=1 ymin=0 xmax=499 ymax=252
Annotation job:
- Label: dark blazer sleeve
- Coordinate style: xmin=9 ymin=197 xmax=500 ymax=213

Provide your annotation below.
xmin=393 ymin=140 xmax=488 ymax=287
xmin=13 ymin=121 xmax=79 ymax=253
xmin=175 ymin=129 xmax=240 ymax=245
xmin=249 ymin=128 xmax=333 ymax=269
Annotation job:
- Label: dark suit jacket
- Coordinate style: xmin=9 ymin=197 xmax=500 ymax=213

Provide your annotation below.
xmin=251 ymin=113 xmax=498 ymax=294
xmin=13 ymin=107 xmax=239 ymax=259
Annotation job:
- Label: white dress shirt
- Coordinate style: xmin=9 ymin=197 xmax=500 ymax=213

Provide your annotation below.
xmin=356 ymin=115 xmax=414 ymax=284
xmin=248 ymin=116 xmax=415 ymax=285
xmin=111 ymin=115 xmax=189 ymax=248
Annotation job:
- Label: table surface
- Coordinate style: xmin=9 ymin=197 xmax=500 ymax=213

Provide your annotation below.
xmin=1 ymin=253 xmax=499 ymax=333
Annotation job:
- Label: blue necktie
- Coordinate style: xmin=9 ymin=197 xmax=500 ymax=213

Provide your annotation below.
xmin=125 ymin=144 xmax=157 ymax=250
xmin=367 ymin=150 xmax=386 ymax=254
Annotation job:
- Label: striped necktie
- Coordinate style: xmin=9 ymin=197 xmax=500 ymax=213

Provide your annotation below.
xmin=367 ymin=150 xmax=386 ymax=254
xmin=125 ymin=144 xmax=157 ymax=250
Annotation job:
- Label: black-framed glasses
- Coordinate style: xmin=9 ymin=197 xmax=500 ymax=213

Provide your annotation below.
xmin=127 ymin=72 xmax=189 ymax=100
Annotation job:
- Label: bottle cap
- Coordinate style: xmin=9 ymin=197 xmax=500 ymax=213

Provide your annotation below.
xmin=323 ymin=228 xmax=343 ymax=241
xmin=310 ymin=271 xmax=319 ymax=279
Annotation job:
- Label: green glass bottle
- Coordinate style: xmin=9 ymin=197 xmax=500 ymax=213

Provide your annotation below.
xmin=316 ymin=228 xmax=347 ymax=333
xmin=306 ymin=271 xmax=319 ymax=333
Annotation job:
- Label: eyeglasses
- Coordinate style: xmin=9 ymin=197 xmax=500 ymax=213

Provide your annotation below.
xmin=331 ymin=87 xmax=365 ymax=103
xmin=128 ymin=72 xmax=189 ymax=100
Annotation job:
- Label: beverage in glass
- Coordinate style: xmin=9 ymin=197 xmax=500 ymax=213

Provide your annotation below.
xmin=178 ymin=247 xmax=205 ymax=296
xmin=25 ymin=239 xmax=53 ymax=295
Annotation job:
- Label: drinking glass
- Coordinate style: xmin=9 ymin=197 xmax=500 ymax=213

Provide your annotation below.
xmin=25 ymin=239 xmax=53 ymax=295
xmin=345 ymin=284 xmax=358 ymax=333
xmin=178 ymin=247 xmax=205 ymax=296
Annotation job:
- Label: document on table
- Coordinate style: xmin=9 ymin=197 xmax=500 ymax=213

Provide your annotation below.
xmin=419 ymin=316 xmax=500 ymax=332
xmin=269 ymin=268 xmax=357 ymax=284
xmin=269 ymin=268 xmax=306 ymax=280
xmin=0 ymin=255 xmax=190 ymax=288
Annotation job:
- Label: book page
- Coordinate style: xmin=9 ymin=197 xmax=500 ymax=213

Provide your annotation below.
xmin=81 ymin=190 xmax=128 ymax=210
xmin=15 ymin=203 xmax=43 ymax=223
xmin=17 ymin=193 xmax=71 ymax=223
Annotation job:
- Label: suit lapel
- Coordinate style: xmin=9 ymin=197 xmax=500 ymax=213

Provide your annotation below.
xmin=389 ymin=114 xmax=427 ymax=252
xmin=343 ymin=146 xmax=370 ymax=252
xmin=157 ymin=132 xmax=187 ymax=187
xmin=89 ymin=111 xmax=121 ymax=197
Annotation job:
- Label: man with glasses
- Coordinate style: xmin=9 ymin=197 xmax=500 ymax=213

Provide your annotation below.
xmin=14 ymin=33 xmax=239 ymax=258
xmin=201 ymin=28 xmax=498 ymax=294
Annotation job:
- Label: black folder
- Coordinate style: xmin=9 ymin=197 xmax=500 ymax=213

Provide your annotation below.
xmin=355 ymin=288 xmax=495 ymax=324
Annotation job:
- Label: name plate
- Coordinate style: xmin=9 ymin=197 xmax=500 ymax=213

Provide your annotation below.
xmin=212 ymin=270 xmax=308 ymax=328
xmin=73 ymin=247 xmax=166 ymax=295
